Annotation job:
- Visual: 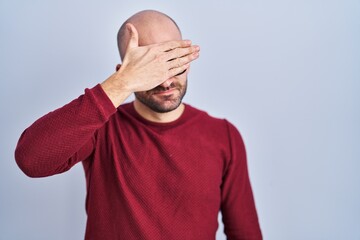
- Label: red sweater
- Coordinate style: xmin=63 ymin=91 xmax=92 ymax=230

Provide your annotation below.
xmin=15 ymin=84 xmax=262 ymax=240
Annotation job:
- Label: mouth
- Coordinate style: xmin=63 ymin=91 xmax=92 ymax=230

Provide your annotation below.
xmin=152 ymin=88 xmax=177 ymax=95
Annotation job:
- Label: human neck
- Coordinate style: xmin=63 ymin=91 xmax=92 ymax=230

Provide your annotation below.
xmin=133 ymin=100 xmax=185 ymax=123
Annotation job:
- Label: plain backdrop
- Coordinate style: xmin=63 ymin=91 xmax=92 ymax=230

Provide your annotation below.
xmin=1 ymin=0 xmax=359 ymax=239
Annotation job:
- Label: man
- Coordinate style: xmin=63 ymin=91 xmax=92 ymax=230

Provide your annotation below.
xmin=15 ymin=10 xmax=262 ymax=240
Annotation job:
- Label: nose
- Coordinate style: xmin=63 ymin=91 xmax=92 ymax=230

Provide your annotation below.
xmin=159 ymin=78 xmax=174 ymax=88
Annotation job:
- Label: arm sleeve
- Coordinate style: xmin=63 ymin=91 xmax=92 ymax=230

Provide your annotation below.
xmin=221 ymin=120 xmax=262 ymax=240
xmin=14 ymin=84 xmax=117 ymax=178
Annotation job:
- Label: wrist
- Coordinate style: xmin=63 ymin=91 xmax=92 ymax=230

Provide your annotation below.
xmin=100 ymin=74 xmax=132 ymax=108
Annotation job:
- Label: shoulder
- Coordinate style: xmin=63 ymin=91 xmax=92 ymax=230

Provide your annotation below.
xmin=117 ymin=102 xmax=133 ymax=113
xmin=184 ymin=104 xmax=225 ymax=124
xmin=184 ymin=104 xmax=237 ymax=129
xmin=184 ymin=104 xmax=242 ymax=140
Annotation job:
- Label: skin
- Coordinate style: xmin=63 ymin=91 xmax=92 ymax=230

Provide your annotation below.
xmin=101 ymin=10 xmax=200 ymax=123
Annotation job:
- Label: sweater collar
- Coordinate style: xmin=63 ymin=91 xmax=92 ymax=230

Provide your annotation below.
xmin=124 ymin=101 xmax=196 ymax=130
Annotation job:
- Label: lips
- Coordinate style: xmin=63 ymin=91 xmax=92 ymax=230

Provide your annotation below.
xmin=153 ymin=88 xmax=176 ymax=95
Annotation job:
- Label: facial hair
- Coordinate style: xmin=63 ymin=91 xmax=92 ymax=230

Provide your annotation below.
xmin=134 ymin=79 xmax=187 ymax=113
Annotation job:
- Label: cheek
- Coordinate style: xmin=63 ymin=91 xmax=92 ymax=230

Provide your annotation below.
xmin=178 ymin=77 xmax=188 ymax=88
xmin=173 ymin=75 xmax=187 ymax=84
xmin=134 ymin=91 xmax=147 ymax=99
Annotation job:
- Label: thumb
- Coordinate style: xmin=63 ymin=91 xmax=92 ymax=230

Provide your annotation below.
xmin=126 ymin=23 xmax=139 ymax=50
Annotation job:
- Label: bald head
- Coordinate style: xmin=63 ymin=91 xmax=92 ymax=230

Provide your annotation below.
xmin=117 ymin=10 xmax=182 ymax=60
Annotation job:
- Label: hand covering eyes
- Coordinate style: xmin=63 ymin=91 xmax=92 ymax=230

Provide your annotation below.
xmin=167 ymin=57 xmax=186 ymax=77
xmin=174 ymin=69 xmax=186 ymax=77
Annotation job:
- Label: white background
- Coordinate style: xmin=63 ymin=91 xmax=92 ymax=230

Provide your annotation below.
xmin=1 ymin=0 xmax=359 ymax=239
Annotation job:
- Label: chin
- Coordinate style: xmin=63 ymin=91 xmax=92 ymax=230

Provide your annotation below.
xmin=135 ymin=81 xmax=187 ymax=113
xmin=135 ymin=94 xmax=182 ymax=113
xmin=148 ymin=100 xmax=182 ymax=113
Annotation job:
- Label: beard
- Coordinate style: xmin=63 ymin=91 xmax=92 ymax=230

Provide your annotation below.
xmin=134 ymin=79 xmax=187 ymax=113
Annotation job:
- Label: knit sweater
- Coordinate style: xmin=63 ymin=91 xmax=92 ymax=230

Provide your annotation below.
xmin=15 ymin=84 xmax=262 ymax=240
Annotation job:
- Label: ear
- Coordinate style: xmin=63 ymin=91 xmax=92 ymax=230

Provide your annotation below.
xmin=116 ymin=64 xmax=121 ymax=71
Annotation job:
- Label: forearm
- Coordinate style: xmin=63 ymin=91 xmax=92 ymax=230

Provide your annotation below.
xmin=15 ymin=84 xmax=116 ymax=177
xmin=15 ymin=29 xmax=200 ymax=177
xmin=100 ymin=72 xmax=132 ymax=108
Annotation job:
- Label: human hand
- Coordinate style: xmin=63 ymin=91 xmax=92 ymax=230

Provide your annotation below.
xmin=101 ymin=23 xmax=200 ymax=107
xmin=115 ymin=23 xmax=199 ymax=91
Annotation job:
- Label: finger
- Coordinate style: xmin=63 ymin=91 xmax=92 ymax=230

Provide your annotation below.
xmin=166 ymin=45 xmax=200 ymax=62
xmin=167 ymin=51 xmax=200 ymax=69
xmin=158 ymin=39 xmax=192 ymax=52
xmin=174 ymin=69 xmax=187 ymax=77
xmin=167 ymin=63 xmax=190 ymax=79
xmin=126 ymin=23 xmax=139 ymax=50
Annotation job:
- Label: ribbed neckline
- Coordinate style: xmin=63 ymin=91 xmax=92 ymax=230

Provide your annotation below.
xmin=122 ymin=102 xmax=197 ymax=130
